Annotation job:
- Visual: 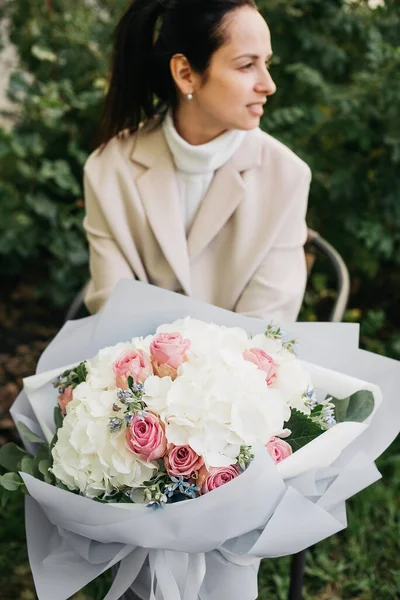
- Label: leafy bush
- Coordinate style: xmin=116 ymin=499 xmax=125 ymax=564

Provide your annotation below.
xmin=0 ymin=0 xmax=399 ymax=355
xmin=0 ymin=0 xmax=126 ymax=306
xmin=259 ymin=0 xmax=400 ymax=355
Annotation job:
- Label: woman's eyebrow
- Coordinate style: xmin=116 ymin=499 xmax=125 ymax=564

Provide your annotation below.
xmin=233 ymin=52 xmax=273 ymax=61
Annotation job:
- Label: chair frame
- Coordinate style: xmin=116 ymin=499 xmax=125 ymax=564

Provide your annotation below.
xmin=288 ymin=228 xmax=350 ymax=600
xmin=305 ymin=229 xmax=350 ymax=324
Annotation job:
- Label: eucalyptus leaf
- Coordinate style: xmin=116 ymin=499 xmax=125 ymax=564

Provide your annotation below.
xmin=38 ymin=460 xmax=54 ymax=484
xmin=0 ymin=489 xmax=12 ymax=508
xmin=36 ymin=443 xmax=51 ymax=462
xmin=19 ymin=456 xmax=35 ymax=476
xmin=0 ymin=472 xmax=24 ymax=492
xmin=34 ymin=445 xmax=53 ymax=481
xmin=331 ymin=390 xmax=375 ymax=423
xmin=38 ymin=459 xmax=51 ymax=475
xmin=55 ymin=481 xmax=74 ymax=492
xmin=32 ymin=445 xmax=52 ymax=480
xmin=332 ymin=396 xmax=350 ymax=424
xmin=18 ymin=422 xmax=47 ymax=446
xmin=0 ymin=443 xmax=29 ymax=472
xmin=345 ymin=390 xmax=375 ymax=422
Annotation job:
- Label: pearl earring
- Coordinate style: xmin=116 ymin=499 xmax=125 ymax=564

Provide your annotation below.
xmin=186 ymin=93 xmax=193 ymax=100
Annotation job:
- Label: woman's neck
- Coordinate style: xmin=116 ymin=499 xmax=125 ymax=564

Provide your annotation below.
xmin=172 ymin=104 xmax=228 ymax=146
xmin=162 ymin=109 xmax=246 ymax=175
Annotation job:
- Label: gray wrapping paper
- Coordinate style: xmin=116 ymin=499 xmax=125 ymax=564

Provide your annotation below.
xmin=10 ymin=280 xmax=400 ymax=600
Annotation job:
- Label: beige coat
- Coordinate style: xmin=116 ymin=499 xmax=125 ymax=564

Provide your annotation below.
xmin=83 ymin=120 xmax=311 ymax=321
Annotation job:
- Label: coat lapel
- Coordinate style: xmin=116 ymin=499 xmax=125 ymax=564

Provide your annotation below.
xmin=132 ymin=122 xmax=192 ymax=296
xmin=187 ymin=128 xmax=263 ymax=260
xmin=187 ymin=163 xmax=245 ymax=260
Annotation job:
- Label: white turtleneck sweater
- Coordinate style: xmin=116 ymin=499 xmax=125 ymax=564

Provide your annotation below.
xmin=162 ymin=110 xmax=246 ymax=235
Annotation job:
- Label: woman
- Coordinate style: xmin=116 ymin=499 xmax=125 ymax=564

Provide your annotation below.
xmin=83 ymin=0 xmax=311 ymax=323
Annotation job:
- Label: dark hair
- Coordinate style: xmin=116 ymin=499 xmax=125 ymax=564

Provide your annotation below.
xmin=97 ymin=0 xmax=257 ymax=146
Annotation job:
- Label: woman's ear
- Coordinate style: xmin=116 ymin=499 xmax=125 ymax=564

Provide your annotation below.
xmin=169 ymin=54 xmax=196 ymax=96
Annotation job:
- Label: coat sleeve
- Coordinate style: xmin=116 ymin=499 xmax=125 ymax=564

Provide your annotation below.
xmin=234 ymin=166 xmax=311 ymax=323
xmin=83 ymin=166 xmax=136 ymax=314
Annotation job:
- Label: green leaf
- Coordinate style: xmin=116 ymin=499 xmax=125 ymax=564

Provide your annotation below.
xmin=19 ymin=456 xmax=35 ymax=476
xmin=285 ymin=409 xmax=325 ymax=452
xmin=18 ymin=422 xmax=47 ymax=445
xmin=54 ymin=481 xmax=74 ymax=492
xmin=50 ymin=432 xmax=58 ymax=453
xmin=0 ymin=489 xmax=12 ymax=508
xmin=38 ymin=460 xmax=54 ymax=484
xmin=60 ymin=367 xmax=74 ymax=378
xmin=29 ymin=444 xmax=50 ymax=480
xmin=31 ymin=45 xmax=58 ymax=63
xmin=0 ymin=473 xmax=24 ymax=492
xmin=54 ymin=405 xmax=64 ymax=431
xmin=75 ymin=361 xmax=88 ymax=384
xmin=331 ymin=390 xmax=375 ymax=423
xmin=38 ymin=459 xmax=51 ymax=475
xmin=332 ymin=396 xmax=350 ymax=423
xmin=26 ymin=193 xmax=58 ymax=224
xmin=310 ymin=403 xmax=326 ymax=418
xmin=58 ymin=362 xmax=87 ymax=390
xmin=0 ymin=443 xmax=29 ymax=472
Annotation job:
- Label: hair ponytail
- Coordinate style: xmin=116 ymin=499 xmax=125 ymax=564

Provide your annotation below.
xmin=97 ymin=0 xmax=165 ymax=146
xmin=97 ymin=0 xmax=257 ymax=147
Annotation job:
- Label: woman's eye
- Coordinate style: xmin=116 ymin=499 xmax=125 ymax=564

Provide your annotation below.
xmin=241 ymin=63 xmax=254 ymax=70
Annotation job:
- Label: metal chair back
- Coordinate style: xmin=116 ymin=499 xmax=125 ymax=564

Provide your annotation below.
xmin=289 ymin=228 xmax=350 ymax=600
xmin=305 ymin=228 xmax=350 ymax=323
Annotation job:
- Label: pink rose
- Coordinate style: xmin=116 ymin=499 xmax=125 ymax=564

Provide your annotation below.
xmin=58 ymin=385 xmax=73 ymax=415
xmin=198 ymin=464 xmax=241 ymax=495
xmin=265 ymin=436 xmax=293 ymax=464
xmin=164 ymin=444 xmax=204 ymax=478
xmin=243 ymin=348 xmax=278 ymax=385
xmin=113 ymin=349 xmax=153 ymax=389
xmin=150 ymin=332 xmax=190 ymax=380
xmin=126 ymin=412 xmax=167 ymax=462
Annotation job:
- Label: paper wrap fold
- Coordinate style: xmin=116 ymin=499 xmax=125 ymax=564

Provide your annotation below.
xmin=10 ymin=280 xmax=400 ymax=600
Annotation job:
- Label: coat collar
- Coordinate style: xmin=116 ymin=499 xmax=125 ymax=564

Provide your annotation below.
xmin=131 ymin=119 xmax=263 ymax=172
xmin=130 ymin=120 xmax=264 ymax=294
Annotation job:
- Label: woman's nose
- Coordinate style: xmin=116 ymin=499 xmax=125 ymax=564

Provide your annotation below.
xmin=255 ymin=68 xmax=277 ymax=96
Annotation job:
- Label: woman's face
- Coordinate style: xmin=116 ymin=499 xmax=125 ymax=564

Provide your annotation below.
xmin=173 ymin=6 xmax=276 ymax=140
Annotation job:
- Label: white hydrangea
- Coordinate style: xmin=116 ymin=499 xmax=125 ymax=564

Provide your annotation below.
xmin=50 ymin=382 xmax=155 ymax=497
xmin=276 ymin=352 xmax=313 ymax=413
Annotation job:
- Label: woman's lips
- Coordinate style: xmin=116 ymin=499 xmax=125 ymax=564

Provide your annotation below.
xmin=247 ymin=103 xmax=264 ymax=116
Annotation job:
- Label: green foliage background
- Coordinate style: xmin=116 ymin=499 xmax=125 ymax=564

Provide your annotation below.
xmin=0 ymin=0 xmax=399 ymax=354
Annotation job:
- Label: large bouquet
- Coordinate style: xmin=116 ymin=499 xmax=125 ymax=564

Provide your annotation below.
xmin=3 ymin=281 xmax=400 ymax=600
xmin=43 ymin=318 xmax=367 ymax=506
